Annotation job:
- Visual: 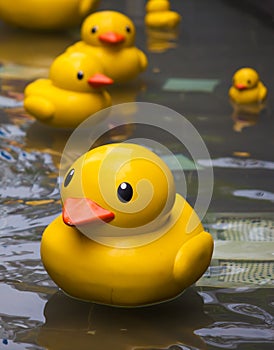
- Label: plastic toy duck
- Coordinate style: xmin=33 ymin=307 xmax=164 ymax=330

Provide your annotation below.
xmin=41 ymin=143 xmax=214 ymax=306
xmin=67 ymin=11 xmax=148 ymax=83
xmin=145 ymin=0 xmax=181 ymax=28
xmin=0 ymin=0 xmax=100 ymax=30
xmin=229 ymin=67 xmax=267 ymax=105
xmin=24 ymin=51 xmax=113 ymax=128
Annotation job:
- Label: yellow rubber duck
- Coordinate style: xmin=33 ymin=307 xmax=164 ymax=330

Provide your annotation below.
xmin=24 ymin=51 xmax=113 ymax=128
xmin=145 ymin=0 xmax=181 ymax=28
xmin=0 ymin=0 xmax=100 ymax=30
xmin=67 ymin=11 xmax=148 ymax=83
xmin=229 ymin=67 xmax=267 ymax=105
xmin=41 ymin=143 xmax=214 ymax=307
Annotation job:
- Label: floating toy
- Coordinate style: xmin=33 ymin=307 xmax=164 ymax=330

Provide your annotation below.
xmin=0 ymin=0 xmax=100 ymax=30
xmin=145 ymin=0 xmax=181 ymax=28
xmin=41 ymin=143 xmax=213 ymax=306
xmin=67 ymin=11 xmax=148 ymax=83
xmin=24 ymin=51 xmax=113 ymax=128
xmin=229 ymin=67 xmax=267 ymax=105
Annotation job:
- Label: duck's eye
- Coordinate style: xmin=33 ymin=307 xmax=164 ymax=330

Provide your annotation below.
xmin=77 ymin=71 xmax=84 ymax=80
xmin=64 ymin=168 xmax=75 ymax=187
xmin=91 ymin=26 xmax=98 ymax=34
xmin=125 ymin=25 xmax=131 ymax=33
xmin=117 ymin=182 xmax=133 ymax=202
xmin=247 ymin=79 xmax=252 ymax=85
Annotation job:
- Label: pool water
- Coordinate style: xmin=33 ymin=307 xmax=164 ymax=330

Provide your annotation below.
xmin=0 ymin=0 xmax=273 ymax=349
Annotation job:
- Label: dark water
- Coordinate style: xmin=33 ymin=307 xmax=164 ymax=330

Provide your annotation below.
xmin=0 ymin=0 xmax=273 ymax=349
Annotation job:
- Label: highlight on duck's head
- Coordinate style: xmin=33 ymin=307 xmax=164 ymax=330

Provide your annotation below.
xmin=61 ymin=143 xmax=176 ymax=232
xmin=81 ymin=11 xmax=136 ymax=48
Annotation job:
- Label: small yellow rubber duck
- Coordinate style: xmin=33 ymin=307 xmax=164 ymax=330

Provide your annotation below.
xmin=0 ymin=0 xmax=100 ymax=30
xmin=229 ymin=67 xmax=267 ymax=105
xmin=145 ymin=0 xmax=181 ymax=28
xmin=67 ymin=11 xmax=148 ymax=83
xmin=41 ymin=143 xmax=214 ymax=306
xmin=24 ymin=51 xmax=113 ymax=128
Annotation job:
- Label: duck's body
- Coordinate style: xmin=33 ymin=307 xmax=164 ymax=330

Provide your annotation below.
xmin=145 ymin=11 xmax=181 ymax=28
xmin=41 ymin=143 xmax=213 ymax=306
xmin=0 ymin=0 xmax=100 ymax=30
xmin=24 ymin=52 xmax=113 ymax=128
xmin=67 ymin=11 xmax=148 ymax=83
xmin=145 ymin=0 xmax=181 ymax=28
xmin=24 ymin=79 xmax=111 ymax=128
xmin=42 ymin=195 xmax=212 ymax=306
xmin=229 ymin=67 xmax=267 ymax=105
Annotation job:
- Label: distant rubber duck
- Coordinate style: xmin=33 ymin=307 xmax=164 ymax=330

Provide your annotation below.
xmin=67 ymin=11 xmax=148 ymax=83
xmin=41 ymin=143 xmax=214 ymax=306
xmin=229 ymin=67 xmax=267 ymax=105
xmin=0 ymin=0 xmax=100 ymax=30
xmin=24 ymin=51 xmax=113 ymax=128
xmin=145 ymin=0 xmax=181 ymax=28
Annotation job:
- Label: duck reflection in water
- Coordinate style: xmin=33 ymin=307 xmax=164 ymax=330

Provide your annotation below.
xmin=231 ymin=101 xmax=266 ymax=133
xmin=37 ymin=288 xmax=211 ymax=350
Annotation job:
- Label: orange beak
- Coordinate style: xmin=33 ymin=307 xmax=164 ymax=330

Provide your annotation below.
xmin=99 ymin=31 xmax=125 ymax=44
xmin=62 ymin=197 xmax=115 ymax=226
xmin=236 ymin=83 xmax=247 ymax=90
xmin=87 ymin=73 xmax=114 ymax=88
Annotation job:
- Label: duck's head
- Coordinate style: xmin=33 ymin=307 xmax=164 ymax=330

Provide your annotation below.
xmin=81 ymin=11 xmax=136 ymax=48
xmin=232 ymin=67 xmax=260 ymax=91
xmin=146 ymin=0 xmax=170 ymax=13
xmin=49 ymin=52 xmax=113 ymax=92
xmin=61 ymin=143 xmax=176 ymax=237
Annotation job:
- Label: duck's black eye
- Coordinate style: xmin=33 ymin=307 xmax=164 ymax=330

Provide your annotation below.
xmin=77 ymin=71 xmax=84 ymax=80
xmin=247 ymin=79 xmax=251 ymax=85
xmin=125 ymin=25 xmax=131 ymax=33
xmin=91 ymin=26 xmax=98 ymax=34
xmin=64 ymin=169 xmax=75 ymax=187
xmin=117 ymin=182 xmax=133 ymax=202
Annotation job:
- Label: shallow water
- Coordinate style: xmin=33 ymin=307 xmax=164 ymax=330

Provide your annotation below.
xmin=0 ymin=0 xmax=274 ymax=349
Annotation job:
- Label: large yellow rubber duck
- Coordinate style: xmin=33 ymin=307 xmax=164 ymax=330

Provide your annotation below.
xmin=24 ymin=51 xmax=113 ymax=128
xmin=41 ymin=143 xmax=214 ymax=307
xmin=0 ymin=0 xmax=100 ymax=30
xmin=145 ymin=0 xmax=181 ymax=28
xmin=229 ymin=67 xmax=267 ymax=104
xmin=67 ymin=11 xmax=148 ymax=83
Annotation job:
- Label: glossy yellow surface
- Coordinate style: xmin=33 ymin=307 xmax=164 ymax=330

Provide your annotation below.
xmin=24 ymin=51 xmax=112 ymax=128
xmin=145 ymin=0 xmax=181 ymax=28
xmin=229 ymin=67 xmax=267 ymax=104
xmin=0 ymin=0 xmax=100 ymax=30
xmin=67 ymin=11 xmax=148 ymax=83
xmin=41 ymin=143 xmax=214 ymax=306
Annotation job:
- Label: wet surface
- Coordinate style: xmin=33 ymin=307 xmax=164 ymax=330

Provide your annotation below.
xmin=0 ymin=0 xmax=274 ymax=349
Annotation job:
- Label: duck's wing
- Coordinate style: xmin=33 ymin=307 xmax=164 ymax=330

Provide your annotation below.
xmin=258 ymin=82 xmax=268 ymax=102
xmin=173 ymin=231 xmax=214 ymax=287
xmin=137 ymin=49 xmax=148 ymax=72
xmin=24 ymin=96 xmax=55 ymax=120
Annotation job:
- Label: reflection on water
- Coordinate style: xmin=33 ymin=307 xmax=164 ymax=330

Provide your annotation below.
xmin=34 ymin=288 xmax=211 ymax=350
xmin=196 ymin=288 xmax=274 ymax=349
xmin=233 ymin=189 xmax=274 ymax=203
